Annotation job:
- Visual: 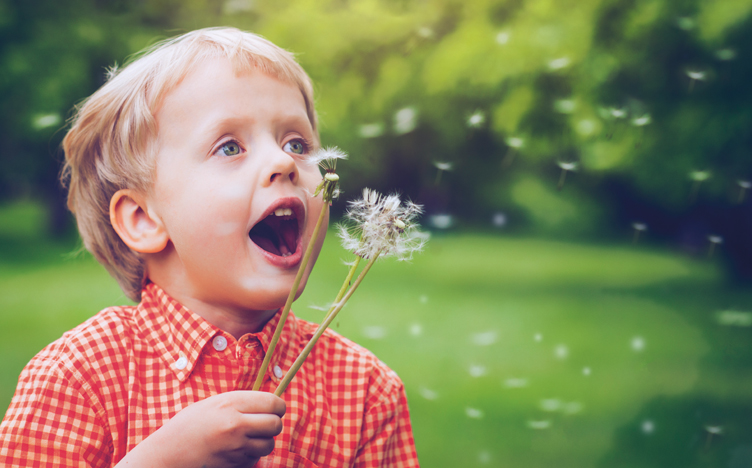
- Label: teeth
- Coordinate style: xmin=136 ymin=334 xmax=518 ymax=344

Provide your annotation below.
xmin=282 ymin=252 xmax=292 ymax=257
xmin=274 ymin=208 xmax=293 ymax=217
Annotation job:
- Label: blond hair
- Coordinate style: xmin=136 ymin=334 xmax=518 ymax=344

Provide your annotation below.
xmin=62 ymin=27 xmax=318 ymax=302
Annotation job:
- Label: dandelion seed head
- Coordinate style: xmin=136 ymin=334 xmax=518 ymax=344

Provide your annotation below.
xmin=471 ymin=331 xmax=498 ymax=346
xmin=394 ymin=107 xmax=418 ymax=134
xmin=417 ymin=26 xmax=434 ymax=38
xmin=465 ymin=407 xmax=484 ymax=419
xmin=504 ymin=377 xmax=529 ymax=388
xmin=554 ymin=344 xmax=569 ymax=359
xmin=430 ymin=214 xmax=453 ymax=230
xmin=554 ymin=99 xmax=577 ymax=114
xmin=609 ymin=107 xmax=627 ymax=119
xmin=582 ymin=367 xmax=592 ymax=376
xmin=676 ymin=16 xmax=695 ymax=30
xmin=306 ymin=146 xmax=348 ymax=171
xmin=632 ymin=222 xmax=648 ymax=232
xmin=540 ymin=398 xmax=561 ymax=411
xmin=492 ymin=212 xmax=507 ymax=228
xmin=31 ymin=113 xmax=61 ymax=130
xmin=409 ymin=323 xmax=423 ymax=336
xmin=362 ymin=326 xmax=387 ymax=339
xmin=705 ymin=425 xmax=723 ymax=435
xmin=738 ymin=180 xmax=752 ymax=189
xmin=468 ymin=364 xmax=487 ymax=378
xmin=340 ymin=188 xmax=426 ymax=261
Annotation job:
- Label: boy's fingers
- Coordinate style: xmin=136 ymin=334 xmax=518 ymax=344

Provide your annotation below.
xmin=231 ymin=391 xmax=286 ymax=417
xmin=241 ymin=414 xmax=284 ymax=438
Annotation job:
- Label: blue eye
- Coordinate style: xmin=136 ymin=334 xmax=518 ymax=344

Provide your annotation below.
xmin=217 ymin=141 xmax=242 ymax=157
xmin=284 ymin=139 xmax=307 ymax=155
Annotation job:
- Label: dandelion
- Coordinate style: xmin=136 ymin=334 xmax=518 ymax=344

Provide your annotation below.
xmin=492 ymin=212 xmax=507 ymax=228
xmin=609 ymin=107 xmax=627 ymax=119
xmin=689 ymin=170 xmax=711 ymax=203
xmin=504 ymin=377 xmax=529 ymax=388
xmin=467 ymin=111 xmax=485 ymax=128
xmin=358 ymin=123 xmax=384 ymax=138
xmin=686 ymin=70 xmax=707 ymax=92
xmin=556 ymin=161 xmax=578 ymax=191
xmin=641 ymin=420 xmax=655 ymax=434
xmin=31 ymin=113 xmax=61 ymax=131
xmin=737 ymin=180 xmax=751 ymax=203
xmin=502 ymin=136 xmax=524 ymax=168
xmin=253 ymin=147 xmax=347 ymax=391
xmin=715 ymin=49 xmax=736 ymax=61
xmin=707 ymin=235 xmax=723 ymax=258
xmin=631 ymin=114 xmax=651 ymax=126
xmin=495 ymin=31 xmax=510 ymax=45
xmin=554 ymin=99 xmax=576 ymax=114
xmin=274 ymin=190 xmax=425 ymax=395
xmin=527 ymin=420 xmax=551 ymax=430
xmin=676 ymin=16 xmax=695 ymax=30
xmin=548 ymin=57 xmax=570 ymax=71
xmin=465 ymin=407 xmax=484 ymax=419
xmin=418 ymin=386 xmax=438 ymax=400
xmin=582 ymin=367 xmax=592 ymax=376
xmin=429 ymin=214 xmax=453 ymax=230
xmin=433 ymin=161 xmax=453 ymax=185
xmin=631 ymin=336 xmax=646 ymax=352
xmin=394 ymin=106 xmax=418 ymax=134
xmin=554 ymin=344 xmax=569 ymax=359
xmin=632 ymin=222 xmax=648 ymax=244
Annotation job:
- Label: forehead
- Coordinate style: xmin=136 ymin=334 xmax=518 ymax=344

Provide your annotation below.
xmin=155 ymin=57 xmax=309 ymax=128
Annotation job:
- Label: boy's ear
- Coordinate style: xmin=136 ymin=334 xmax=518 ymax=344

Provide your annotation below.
xmin=110 ymin=189 xmax=169 ymax=253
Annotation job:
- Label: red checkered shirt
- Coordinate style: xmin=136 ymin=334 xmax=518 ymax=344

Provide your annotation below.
xmin=0 ymin=283 xmax=419 ymax=467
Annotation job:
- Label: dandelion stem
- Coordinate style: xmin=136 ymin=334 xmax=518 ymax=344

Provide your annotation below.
xmin=632 ymin=230 xmax=641 ymax=244
xmin=252 ymin=201 xmax=329 ymax=391
xmin=275 ymin=252 xmax=382 ymax=396
xmin=739 ymin=186 xmax=748 ymax=204
xmin=708 ymin=242 xmax=716 ymax=259
xmin=435 ymin=170 xmax=443 ymax=186
xmin=325 ymin=257 xmax=362 ymax=322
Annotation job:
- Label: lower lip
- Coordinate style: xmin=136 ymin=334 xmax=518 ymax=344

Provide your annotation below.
xmin=253 ymin=238 xmax=304 ymax=268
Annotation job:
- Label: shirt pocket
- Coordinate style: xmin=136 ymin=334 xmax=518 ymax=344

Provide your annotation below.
xmin=255 ymin=448 xmax=321 ymax=468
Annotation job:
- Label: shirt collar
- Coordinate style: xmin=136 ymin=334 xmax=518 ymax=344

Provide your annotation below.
xmin=135 ymin=283 xmax=300 ymax=384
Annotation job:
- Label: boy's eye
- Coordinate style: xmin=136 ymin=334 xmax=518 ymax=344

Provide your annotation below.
xmin=217 ymin=141 xmax=242 ymax=157
xmin=284 ymin=139 xmax=307 ymax=155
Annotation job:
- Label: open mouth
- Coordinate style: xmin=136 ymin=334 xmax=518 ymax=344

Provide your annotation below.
xmin=249 ymin=204 xmax=301 ymax=258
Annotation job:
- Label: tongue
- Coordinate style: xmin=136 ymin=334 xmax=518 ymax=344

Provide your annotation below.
xmin=279 ymin=221 xmax=298 ymax=254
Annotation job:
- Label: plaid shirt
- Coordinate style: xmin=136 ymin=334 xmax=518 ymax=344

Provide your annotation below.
xmin=0 ymin=283 xmax=418 ymax=467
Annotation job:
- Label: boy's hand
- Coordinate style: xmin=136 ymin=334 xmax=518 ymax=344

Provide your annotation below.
xmin=116 ymin=391 xmax=286 ymax=468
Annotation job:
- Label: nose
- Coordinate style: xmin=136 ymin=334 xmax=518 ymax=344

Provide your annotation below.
xmin=261 ymin=146 xmax=297 ymax=187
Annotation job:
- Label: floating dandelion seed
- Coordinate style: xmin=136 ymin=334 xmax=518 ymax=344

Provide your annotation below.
xmin=527 ymin=420 xmax=552 ymax=430
xmin=419 ymin=294 xmax=428 ymax=304
xmin=394 ymin=106 xmax=418 ymax=134
xmin=430 ymin=214 xmax=453 ymax=230
xmin=495 ymin=31 xmax=510 ymax=45
xmin=418 ymin=386 xmax=438 ymax=400
xmin=705 ymin=425 xmax=724 ymax=448
xmin=478 ymin=450 xmax=491 ymax=464
xmin=433 ymin=161 xmax=454 ymax=185
xmin=362 ymin=326 xmax=387 ymax=339
xmin=504 ymin=377 xmax=529 ymax=388
xmin=548 ymin=57 xmax=571 ymax=71
xmin=716 ymin=309 xmax=752 ymax=327
xmin=632 ymin=114 xmax=651 ymax=126
xmin=540 ymin=399 xmax=562 ymax=411
xmin=677 ymin=16 xmax=695 ymax=30
xmin=471 ymin=331 xmax=498 ymax=346
xmin=468 ymin=364 xmax=487 ymax=378
xmin=554 ymin=99 xmax=576 ymax=114
xmin=467 ymin=111 xmax=485 ymax=128
xmin=358 ymin=123 xmax=384 ymax=138
xmin=556 ymin=161 xmax=578 ymax=191
xmin=689 ymin=170 xmax=711 ymax=202
xmin=609 ymin=107 xmax=627 ymax=119
xmin=31 ymin=113 xmax=61 ymax=130
xmin=631 ymin=336 xmax=646 ymax=352
xmin=582 ymin=367 xmax=592 ymax=376
xmin=492 ymin=212 xmax=507 ymax=228
xmin=708 ymin=235 xmax=723 ymax=258
xmin=686 ymin=70 xmax=707 ymax=92
xmin=534 ymin=333 xmax=543 ymax=342
xmin=502 ymin=137 xmax=525 ymax=167
xmin=409 ymin=323 xmax=423 ymax=336
xmin=465 ymin=407 xmax=484 ymax=419
xmin=554 ymin=344 xmax=569 ymax=359
xmin=563 ymin=402 xmax=584 ymax=415
xmin=737 ymin=180 xmax=751 ymax=203
xmin=715 ymin=48 xmax=736 ymax=61
xmin=632 ymin=222 xmax=648 ymax=244
xmin=417 ymin=26 xmax=434 ymax=38
xmin=576 ymin=119 xmax=597 ymax=137
xmin=641 ymin=420 xmax=655 ymax=434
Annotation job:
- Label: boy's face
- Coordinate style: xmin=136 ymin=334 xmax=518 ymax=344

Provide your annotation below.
xmin=145 ymin=58 xmax=326 ymax=319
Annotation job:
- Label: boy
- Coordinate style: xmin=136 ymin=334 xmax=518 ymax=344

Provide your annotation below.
xmin=0 ymin=27 xmax=419 ymax=467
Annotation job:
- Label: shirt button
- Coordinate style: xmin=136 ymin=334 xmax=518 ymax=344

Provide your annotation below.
xmin=212 ymin=335 xmax=228 ymax=351
xmin=175 ymin=356 xmax=188 ymax=370
xmin=273 ymin=365 xmax=284 ymax=379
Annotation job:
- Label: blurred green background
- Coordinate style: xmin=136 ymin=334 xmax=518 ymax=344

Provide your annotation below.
xmin=1 ymin=0 xmax=752 ymax=466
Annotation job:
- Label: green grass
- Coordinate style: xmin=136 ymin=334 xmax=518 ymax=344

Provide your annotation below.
xmin=1 ymin=200 xmax=750 ymax=468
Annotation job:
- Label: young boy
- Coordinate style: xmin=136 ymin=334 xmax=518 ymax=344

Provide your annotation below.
xmin=0 ymin=27 xmax=419 ymax=467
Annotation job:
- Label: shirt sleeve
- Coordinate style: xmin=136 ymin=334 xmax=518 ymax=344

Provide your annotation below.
xmin=354 ymin=366 xmax=419 ymax=468
xmin=0 ymin=353 xmax=112 ymax=467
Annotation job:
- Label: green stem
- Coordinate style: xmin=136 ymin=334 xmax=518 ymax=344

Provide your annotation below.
xmin=324 ymin=256 xmax=361 ymax=322
xmin=252 ymin=201 xmax=329 ymax=391
xmin=274 ymin=252 xmax=381 ymax=396
xmin=557 ymin=169 xmax=568 ymax=191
